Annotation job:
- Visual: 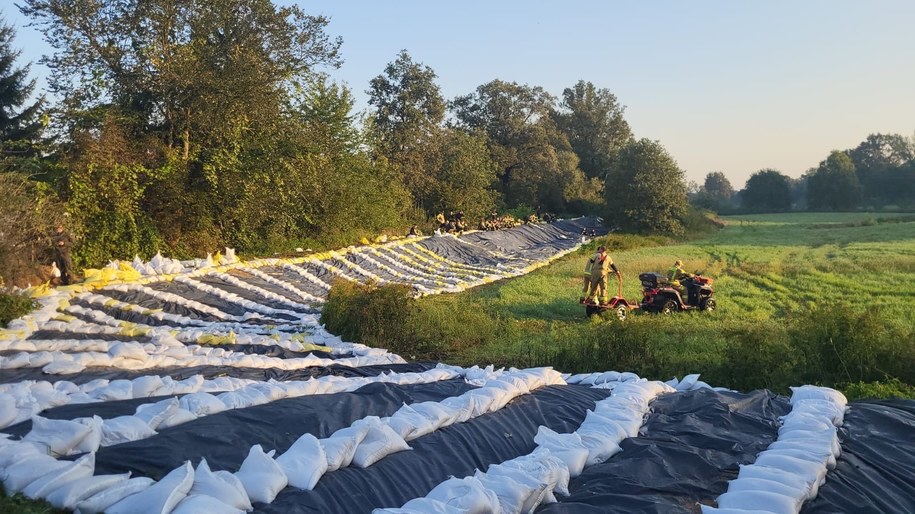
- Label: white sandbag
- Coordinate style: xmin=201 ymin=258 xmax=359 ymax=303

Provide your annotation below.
xmin=188 ymin=458 xmax=252 ymax=511
xmin=579 ymin=432 xmax=623 ymax=466
xmin=2 ymin=453 xmax=70 ymax=493
xmin=700 ymin=507 xmax=777 ymax=514
xmin=69 ymin=415 xmax=103 ymax=454
xmin=107 ymin=461 xmax=194 ymax=514
xmin=157 ymin=408 xmax=198 ymax=429
xmin=135 ymin=398 xmax=180 ymax=430
xmin=108 ymin=342 xmax=148 ymax=361
xmin=474 ymin=472 xmax=533 ymax=514
xmin=321 ymin=423 xmax=371 ymax=471
xmin=777 ymin=428 xmax=841 ymax=457
xmin=411 ymin=401 xmax=459 ymax=430
xmin=789 ymin=399 xmax=846 ymax=426
xmin=45 ymin=472 xmax=130 ymax=510
xmin=101 ymin=415 xmax=157 ymax=446
xmin=533 ymin=427 xmax=589 ymax=477
xmin=676 ymin=374 xmax=701 ymax=390
xmin=424 ymin=476 xmax=500 ymax=514
xmin=504 ymin=449 xmax=571 ymax=497
xmin=94 ymin=380 xmax=134 ymax=401
xmin=281 ymin=379 xmax=320 ymax=397
xmin=386 ymin=497 xmax=465 ymax=513
xmin=0 ymin=440 xmax=44 ymax=468
xmin=759 ymin=447 xmax=836 ymax=470
xmin=234 ymin=445 xmax=288 ymax=504
xmin=171 ymin=494 xmax=246 ymax=514
xmin=172 ymin=375 xmax=205 ymax=395
xmin=42 ymin=360 xmax=87 ymax=374
xmin=75 ymin=476 xmax=155 ymax=514
xmin=736 ymin=465 xmax=814 ymax=499
xmin=483 ymin=464 xmax=552 ymax=513
xmin=779 ymin=412 xmax=833 ymax=434
xmin=388 ymin=403 xmax=436 ymax=440
xmin=715 ymin=490 xmax=803 ymax=514
xmin=753 ymin=453 xmax=828 ymax=484
xmin=23 ymin=452 xmax=95 ymax=499
xmin=578 ymin=410 xmax=629 ymax=443
xmin=351 ymin=418 xmax=411 ymax=468
xmin=179 ymin=392 xmax=227 ymax=416
xmin=789 ymin=386 xmax=847 ymax=407
xmin=276 ymin=433 xmax=327 ymax=490
xmin=23 ymin=415 xmax=93 ymax=456
xmin=0 ymin=394 xmax=17 ymax=428
xmin=768 ymin=438 xmax=839 ymax=461
xmin=726 ymin=476 xmax=808 ymax=499
xmin=132 ymin=375 xmax=166 ymax=397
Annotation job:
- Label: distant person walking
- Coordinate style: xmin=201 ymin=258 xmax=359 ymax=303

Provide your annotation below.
xmin=53 ymin=224 xmax=75 ymax=285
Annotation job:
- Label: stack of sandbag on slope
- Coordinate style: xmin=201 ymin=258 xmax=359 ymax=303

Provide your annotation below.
xmin=702 ymin=385 xmax=847 ymax=514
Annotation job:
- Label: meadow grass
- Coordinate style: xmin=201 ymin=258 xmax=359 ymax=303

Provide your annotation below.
xmin=325 ymin=212 xmax=915 ymax=397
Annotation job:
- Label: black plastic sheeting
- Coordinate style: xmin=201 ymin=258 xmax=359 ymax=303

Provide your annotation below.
xmin=91 ymin=288 xmax=228 ymax=322
xmin=94 ymin=379 xmax=476 ymax=478
xmin=142 ymin=280 xmax=251 ymax=317
xmin=258 ymin=385 xmax=612 ymax=514
xmin=255 ymin=267 xmax=330 ymax=299
xmin=803 ymin=399 xmax=915 ymax=514
xmin=414 ymin=238 xmax=510 ymax=268
xmin=3 ymin=394 xmax=212 ymax=438
xmin=27 ymin=330 xmax=154 ymax=344
xmin=537 ymin=388 xmax=790 ymax=514
xmin=225 ymin=270 xmax=317 ymax=306
xmin=0 ymin=361 xmax=437 ymax=386
xmin=68 ymin=297 xmax=202 ymax=328
xmin=194 ymin=275 xmax=307 ymax=317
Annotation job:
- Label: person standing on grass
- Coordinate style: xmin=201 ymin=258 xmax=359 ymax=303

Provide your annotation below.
xmin=589 ymin=245 xmax=620 ymax=304
xmin=52 ymin=223 xmax=75 ymax=285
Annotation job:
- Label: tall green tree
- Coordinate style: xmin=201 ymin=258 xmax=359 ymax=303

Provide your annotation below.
xmin=451 ymin=79 xmax=585 ymax=212
xmin=0 ymin=16 xmax=43 ymax=162
xmin=807 ymin=150 xmax=862 ymax=211
xmin=604 ymin=138 xmax=687 ymax=234
xmin=693 ymin=171 xmax=735 ymax=211
xmin=741 ymin=169 xmax=792 ymax=212
xmin=847 ymin=133 xmax=915 ymax=206
xmin=553 ymin=80 xmax=632 ymax=179
xmin=367 ymin=50 xmax=445 ymax=208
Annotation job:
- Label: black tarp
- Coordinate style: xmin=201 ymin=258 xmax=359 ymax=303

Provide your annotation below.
xmin=802 ymin=399 xmax=915 ymax=514
xmin=142 ymin=280 xmax=251 ymax=317
xmin=225 ymin=269 xmax=316 ymax=305
xmin=0 ymin=361 xmax=437 ymax=386
xmin=537 ymin=388 xmax=790 ymax=514
xmin=255 ymin=267 xmax=330 ymax=299
xmin=194 ymin=275 xmax=308 ymax=316
xmin=26 ymin=330 xmax=153 ymax=344
xmin=257 ymin=384 xmax=611 ymax=513
xmin=93 ymin=379 xmax=476 ymax=478
xmin=91 ymin=288 xmax=228 ymax=322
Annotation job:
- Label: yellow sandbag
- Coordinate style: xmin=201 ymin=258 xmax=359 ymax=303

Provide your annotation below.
xmin=197 ymin=331 xmax=237 ymax=346
xmin=300 ymin=343 xmax=333 ymax=353
xmin=117 ymin=262 xmax=142 ymax=282
xmin=360 ymin=237 xmax=371 ymax=245
xmin=26 ymin=282 xmax=54 ymax=298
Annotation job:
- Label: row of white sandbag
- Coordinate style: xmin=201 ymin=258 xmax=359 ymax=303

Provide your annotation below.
xmin=375 ymin=378 xmax=677 ymax=513
xmin=1 ymin=367 xmax=563 ymax=513
xmin=0 ymin=365 xmax=461 ymax=429
xmin=702 ymin=385 xmax=848 ymax=514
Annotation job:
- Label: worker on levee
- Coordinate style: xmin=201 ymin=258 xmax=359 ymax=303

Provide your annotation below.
xmin=585 ymin=245 xmax=620 ymax=305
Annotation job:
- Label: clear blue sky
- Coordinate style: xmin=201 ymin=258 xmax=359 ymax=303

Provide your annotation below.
xmin=5 ymin=1 xmax=915 ymax=187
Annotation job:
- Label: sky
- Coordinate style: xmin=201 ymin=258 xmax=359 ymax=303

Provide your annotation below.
xmin=4 ymin=0 xmax=915 ymax=188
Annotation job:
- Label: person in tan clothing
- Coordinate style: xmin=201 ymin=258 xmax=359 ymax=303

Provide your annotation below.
xmin=582 ymin=245 xmax=619 ymax=304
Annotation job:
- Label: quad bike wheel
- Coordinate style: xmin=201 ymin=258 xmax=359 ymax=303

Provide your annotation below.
xmin=614 ymin=304 xmax=628 ymax=321
xmin=700 ymin=298 xmax=717 ymax=312
xmin=660 ymin=299 xmax=678 ymax=315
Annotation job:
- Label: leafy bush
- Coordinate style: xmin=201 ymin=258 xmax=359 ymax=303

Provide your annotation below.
xmin=841 ymin=379 xmax=915 ymax=401
xmin=0 ymin=173 xmax=66 ymax=286
xmin=0 ymin=291 xmax=35 ymax=328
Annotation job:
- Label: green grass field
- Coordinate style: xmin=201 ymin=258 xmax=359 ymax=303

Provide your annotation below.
xmin=364 ymin=212 xmax=915 ymax=395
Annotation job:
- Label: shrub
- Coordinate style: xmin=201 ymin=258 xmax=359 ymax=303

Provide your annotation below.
xmin=841 ymin=379 xmax=915 ymax=401
xmin=0 ymin=291 xmax=35 ymax=328
xmin=0 ymin=173 xmax=66 ymax=286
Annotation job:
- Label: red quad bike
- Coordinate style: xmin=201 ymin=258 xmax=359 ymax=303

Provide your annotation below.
xmin=582 ymin=273 xmax=640 ymax=321
xmin=639 ymin=272 xmax=716 ymax=314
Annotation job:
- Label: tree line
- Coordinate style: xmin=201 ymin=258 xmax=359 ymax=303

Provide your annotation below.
xmin=692 ymin=133 xmax=915 ymax=213
xmin=0 ymin=2 xmax=912 ymax=287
